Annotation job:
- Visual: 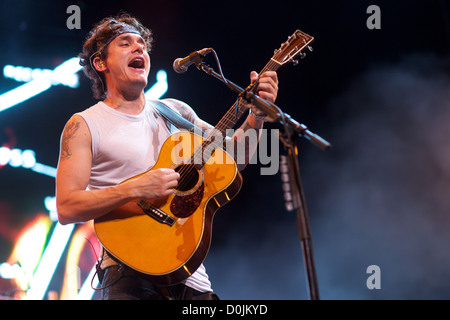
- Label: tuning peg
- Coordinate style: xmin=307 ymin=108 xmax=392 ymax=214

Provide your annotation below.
xmin=292 ymin=59 xmax=299 ymax=66
xmin=299 ymin=52 xmax=306 ymax=59
xmin=308 ymin=46 xmax=313 ymax=52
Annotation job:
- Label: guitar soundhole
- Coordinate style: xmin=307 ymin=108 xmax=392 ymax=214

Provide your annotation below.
xmin=171 ymin=164 xmax=204 ymax=218
xmin=174 ymin=164 xmax=201 ymax=192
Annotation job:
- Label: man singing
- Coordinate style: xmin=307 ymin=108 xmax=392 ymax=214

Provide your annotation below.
xmin=56 ymin=13 xmax=278 ymax=300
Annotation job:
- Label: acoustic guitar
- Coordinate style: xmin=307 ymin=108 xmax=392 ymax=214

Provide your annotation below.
xmin=94 ymin=30 xmax=314 ymax=285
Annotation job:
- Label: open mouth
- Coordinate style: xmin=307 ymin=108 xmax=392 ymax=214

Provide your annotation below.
xmin=128 ymin=57 xmax=145 ymax=70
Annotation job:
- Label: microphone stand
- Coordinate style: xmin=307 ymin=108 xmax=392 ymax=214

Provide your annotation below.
xmin=280 ymin=125 xmax=321 ymax=300
xmin=194 ymin=61 xmax=331 ymax=300
xmin=195 ymin=62 xmax=331 ymax=150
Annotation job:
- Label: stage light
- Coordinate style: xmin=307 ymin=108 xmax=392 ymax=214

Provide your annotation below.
xmin=3 ymin=148 xmax=36 ymax=168
xmin=0 ymin=262 xmax=22 ymax=279
xmin=0 ymin=79 xmax=52 ymax=113
xmin=24 ymin=223 xmax=75 ymax=300
xmin=21 ymin=150 xmax=36 ymax=168
xmin=3 ymin=58 xmax=81 ymax=88
xmin=8 ymin=148 xmax=23 ymax=167
xmin=0 ymin=57 xmax=82 ymax=113
xmin=31 ymin=162 xmax=56 ymax=178
xmin=1 ymin=58 xmax=166 ymax=113
xmin=0 ymin=146 xmax=10 ymax=165
xmin=3 ymin=65 xmax=16 ymax=79
xmin=2 ymin=215 xmax=53 ymax=293
xmin=44 ymin=196 xmax=58 ymax=222
xmin=51 ymin=57 xmax=82 ymax=88
xmin=0 ymin=146 xmax=52 ymax=177
xmin=3 ymin=65 xmax=33 ymax=82
xmin=77 ymin=265 xmax=98 ymax=300
xmin=145 ymin=70 xmax=168 ymax=99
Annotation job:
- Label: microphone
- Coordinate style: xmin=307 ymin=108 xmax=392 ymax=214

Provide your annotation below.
xmin=173 ymin=48 xmax=212 ymax=73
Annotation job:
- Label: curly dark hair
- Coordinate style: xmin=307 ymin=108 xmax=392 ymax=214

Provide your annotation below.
xmin=79 ymin=13 xmax=154 ymax=99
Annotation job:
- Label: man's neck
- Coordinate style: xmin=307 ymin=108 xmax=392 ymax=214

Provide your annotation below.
xmin=103 ymin=91 xmax=146 ymax=115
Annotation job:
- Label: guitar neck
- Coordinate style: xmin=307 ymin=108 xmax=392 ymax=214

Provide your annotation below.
xmin=212 ymin=60 xmax=281 ymax=138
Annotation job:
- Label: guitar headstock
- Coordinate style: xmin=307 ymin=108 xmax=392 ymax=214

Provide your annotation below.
xmin=272 ymin=30 xmax=314 ymax=66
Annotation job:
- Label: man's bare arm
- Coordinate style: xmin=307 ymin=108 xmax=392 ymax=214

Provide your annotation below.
xmin=56 ymin=115 xmax=179 ymax=225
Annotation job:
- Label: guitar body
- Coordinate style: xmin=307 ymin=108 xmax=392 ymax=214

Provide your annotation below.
xmin=94 ymin=131 xmax=242 ymax=285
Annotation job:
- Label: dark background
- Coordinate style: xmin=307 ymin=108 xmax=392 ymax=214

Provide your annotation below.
xmin=0 ymin=0 xmax=449 ymax=299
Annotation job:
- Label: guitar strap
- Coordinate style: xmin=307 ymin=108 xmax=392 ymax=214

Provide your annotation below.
xmin=150 ymin=100 xmax=204 ymax=134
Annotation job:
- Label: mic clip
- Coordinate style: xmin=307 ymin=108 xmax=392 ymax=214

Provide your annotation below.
xmin=173 ymin=48 xmax=213 ymax=74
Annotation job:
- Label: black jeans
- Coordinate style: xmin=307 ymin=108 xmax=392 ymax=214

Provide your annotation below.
xmin=100 ymin=265 xmax=219 ymax=300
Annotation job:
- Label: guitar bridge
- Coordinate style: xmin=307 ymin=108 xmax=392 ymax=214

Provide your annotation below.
xmin=137 ymin=200 xmax=176 ymax=226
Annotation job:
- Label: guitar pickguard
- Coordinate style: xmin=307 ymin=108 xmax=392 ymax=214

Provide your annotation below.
xmin=170 ymin=183 xmax=205 ymax=218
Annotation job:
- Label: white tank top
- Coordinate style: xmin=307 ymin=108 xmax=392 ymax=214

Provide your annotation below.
xmin=76 ymin=99 xmax=212 ymax=293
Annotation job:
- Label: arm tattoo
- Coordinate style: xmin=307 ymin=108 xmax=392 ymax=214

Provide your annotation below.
xmin=171 ymin=101 xmax=213 ymax=131
xmin=176 ymin=104 xmax=197 ymax=123
xmin=60 ymin=120 xmax=80 ymax=160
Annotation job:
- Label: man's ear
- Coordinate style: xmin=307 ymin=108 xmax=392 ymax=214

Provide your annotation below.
xmin=93 ymin=56 xmax=107 ymax=72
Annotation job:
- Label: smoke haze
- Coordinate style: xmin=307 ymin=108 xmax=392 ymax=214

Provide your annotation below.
xmin=206 ymin=53 xmax=450 ymax=300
